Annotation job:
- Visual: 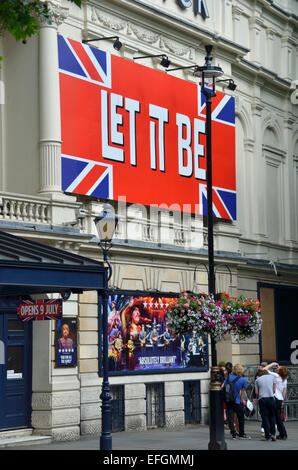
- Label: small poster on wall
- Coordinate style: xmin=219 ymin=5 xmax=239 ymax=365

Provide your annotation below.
xmin=55 ymin=318 xmax=77 ymax=367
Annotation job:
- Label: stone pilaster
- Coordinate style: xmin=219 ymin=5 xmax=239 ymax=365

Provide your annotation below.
xmin=249 ymin=16 xmax=264 ymax=67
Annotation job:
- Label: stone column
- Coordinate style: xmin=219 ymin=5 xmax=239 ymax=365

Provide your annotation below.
xmin=280 ymin=33 xmax=294 ymax=82
xmin=39 ymin=0 xmax=68 ymax=195
xmin=283 ymin=116 xmax=296 ymax=246
xmin=0 ymin=31 xmax=5 ymax=191
xmin=265 ymin=28 xmax=275 ymax=73
xmin=232 ymin=5 xmax=243 ymax=45
xmin=251 ymin=97 xmax=267 ymax=241
xmin=249 ymin=16 xmax=264 ymax=67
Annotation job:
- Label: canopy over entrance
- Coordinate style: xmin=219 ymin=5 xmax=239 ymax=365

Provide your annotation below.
xmin=0 ymin=230 xmax=104 ymax=297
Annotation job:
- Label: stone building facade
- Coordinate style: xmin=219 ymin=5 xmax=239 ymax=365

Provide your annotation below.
xmin=0 ymin=0 xmax=297 ymax=441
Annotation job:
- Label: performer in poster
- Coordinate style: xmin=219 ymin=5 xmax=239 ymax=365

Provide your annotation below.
xmin=58 ymin=322 xmax=75 ymax=350
xmin=122 ymin=303 xmax=152 ymax=343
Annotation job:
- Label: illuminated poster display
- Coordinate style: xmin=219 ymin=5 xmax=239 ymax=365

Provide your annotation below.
xmin=105 ymin=294 xmax=208 ymax=374
xmin=58 ymin=35 xmax=236 ymax=220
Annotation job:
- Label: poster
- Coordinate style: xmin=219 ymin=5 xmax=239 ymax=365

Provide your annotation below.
xmin=55 ymin=318 xmax=77 ymax=367
xmin=106 ymin=294 xmax=208 ymax=374
xmin=58 ymin=34 xmax=236 ymax=220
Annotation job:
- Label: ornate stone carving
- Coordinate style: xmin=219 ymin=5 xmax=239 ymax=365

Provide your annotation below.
xmin=40 ymin=0 xmax=69 ymax=27
xmin=160 ymin=37 xmax=191 ymax=58
xmin=91 ymin=7 xmax=126 ymax=32
xmin=129 ymin=24 xmax=159 ymax=45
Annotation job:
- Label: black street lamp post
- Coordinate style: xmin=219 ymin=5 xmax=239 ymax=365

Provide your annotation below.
xmin=94 ymin=203 xmax=118 ymax=451
xmin=195 ymin=45 xmax=227 ymax=450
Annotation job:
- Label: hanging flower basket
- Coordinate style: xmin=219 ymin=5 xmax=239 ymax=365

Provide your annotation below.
xmin=218 ymin=293 xmax=262 ymax=340
xmin=166 ymin=292 xmax=229 ymax=341
xmin=166 ymin=291 xmax=262 ymax=342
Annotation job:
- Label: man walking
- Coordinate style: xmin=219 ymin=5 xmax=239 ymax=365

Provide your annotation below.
xmin=255 ymin=369 xmax=277 ymax=441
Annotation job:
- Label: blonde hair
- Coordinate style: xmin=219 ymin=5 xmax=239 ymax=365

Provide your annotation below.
xmin=233 ymin=364 xmax=244 ymax=376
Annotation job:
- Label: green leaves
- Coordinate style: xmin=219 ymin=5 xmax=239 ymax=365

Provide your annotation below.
xmin=0 ymin=0 xmax=82 ymax=42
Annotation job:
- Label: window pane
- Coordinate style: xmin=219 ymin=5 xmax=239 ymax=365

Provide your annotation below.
xmin=7 ymin=345 xmax=23 ymax=379
xmin=8 ymin=320 xmax=24 ymax=332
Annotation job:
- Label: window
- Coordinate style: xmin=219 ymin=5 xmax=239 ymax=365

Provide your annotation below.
xmin=110 ymin=385 xmax=125 ymax=432
xmin=146 ymin=382 xmax=165 ymax=428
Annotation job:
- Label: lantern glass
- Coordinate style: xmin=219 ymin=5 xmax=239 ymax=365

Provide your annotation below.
xmin=94 ymin=204 xmax=118 ymax=242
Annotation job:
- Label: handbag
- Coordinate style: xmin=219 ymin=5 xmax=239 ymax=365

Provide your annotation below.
xmin=244 ymin=399 xmax=255 ymax=418
xmin=281 ymin=409 xmax=287 ymax=422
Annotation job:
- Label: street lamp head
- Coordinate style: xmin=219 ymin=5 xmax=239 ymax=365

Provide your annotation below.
xmin=94 ymin=203 xmax=118 ymax=242
xmin=194 ymin=45 xmax=223 ymax=80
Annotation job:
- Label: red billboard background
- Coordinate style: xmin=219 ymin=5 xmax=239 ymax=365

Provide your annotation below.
xmin=59 ymin=35 xmax=236 ymax=219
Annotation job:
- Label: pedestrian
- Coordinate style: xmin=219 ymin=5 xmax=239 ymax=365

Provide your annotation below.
xmin=218 ymin=361 xmax=228 ymax=427
xmin=223 ymin=363 xmax=250 ymax=440
xmin=252 ymin=363 xmax=268 ymax=436
xmin=255 ymin=369 xmax=277 ymax=441
xmin=263 ymin=362 xmax=288 ymax=440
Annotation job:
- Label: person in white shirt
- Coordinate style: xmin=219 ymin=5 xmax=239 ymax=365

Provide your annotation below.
xmin=255 ymin=369 xmax=277 ymax=441
xmin=264 ymin=362 xmax=288 ymax=440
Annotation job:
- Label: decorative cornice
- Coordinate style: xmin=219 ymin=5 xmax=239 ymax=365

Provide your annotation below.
xmin=86 ymin=0 xmax=249 ymax=58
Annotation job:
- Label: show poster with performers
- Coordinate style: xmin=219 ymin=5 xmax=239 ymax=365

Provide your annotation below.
xmin=106 ymin=295 xmax=208 ymax=374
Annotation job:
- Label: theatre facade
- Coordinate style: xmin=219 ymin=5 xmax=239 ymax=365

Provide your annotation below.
xmin=0 ymin=0 xmax=297 ymax=440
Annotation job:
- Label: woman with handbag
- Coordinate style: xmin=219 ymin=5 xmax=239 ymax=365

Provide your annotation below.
xmin=264 ymin=362 xmax=288 ymax=440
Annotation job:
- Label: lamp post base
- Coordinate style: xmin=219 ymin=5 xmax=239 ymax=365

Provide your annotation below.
xmin=100 ymin=436 xmax=112 ymax=450
xmin=208 ymin=367 xmax=227 ymax=450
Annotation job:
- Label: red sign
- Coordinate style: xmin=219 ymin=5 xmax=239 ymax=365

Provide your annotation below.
xmin=58 ymin=35 xmax=236 ymax=220
xmin=17 ymin=299 xmax=63 ymax=322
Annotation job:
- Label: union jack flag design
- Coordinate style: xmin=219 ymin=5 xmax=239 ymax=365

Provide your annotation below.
xmin=58 ymin=34 xmax=236 ymax=219
xmin=199 ymin=183 xmax=236 ymax=220
xmin=58 ymin=35 xmax=111 ymax=88
xmin=197 ymin=86 xmax=235 ymax=127
xmin=17 ymin=299 xmax=63 ymax=322
xmin=61 ymin=155 xmax=113 ymax=199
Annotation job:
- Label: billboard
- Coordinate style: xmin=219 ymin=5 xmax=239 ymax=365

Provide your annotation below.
xmin=58 ymin=35 xmax=236 ymax=219
xmin=104 ymin=294 xmax=208 ymax=375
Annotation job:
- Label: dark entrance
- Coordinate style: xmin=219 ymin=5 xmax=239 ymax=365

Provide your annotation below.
xmin=0 ymin=310 xmax=32 ymax=429
xmin=275 ymin=287 xmax=298 ymax=363
xmin=184 ymin=380 xmax=201 ymax=424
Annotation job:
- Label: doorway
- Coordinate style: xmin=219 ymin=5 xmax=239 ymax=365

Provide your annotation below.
xmin=0 ymin=312 xmax=32 ymax=430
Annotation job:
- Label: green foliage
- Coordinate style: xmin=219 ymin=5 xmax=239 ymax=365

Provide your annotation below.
xmin=0 ymin=0 xmax=82 ymax=43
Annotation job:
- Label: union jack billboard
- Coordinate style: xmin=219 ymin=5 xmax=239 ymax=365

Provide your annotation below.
xmin=58 ymin=35 xmax=236 ymax=220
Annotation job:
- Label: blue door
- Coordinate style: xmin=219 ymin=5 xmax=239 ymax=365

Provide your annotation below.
xmin=0 ymin=312 xmax=32 ymax=429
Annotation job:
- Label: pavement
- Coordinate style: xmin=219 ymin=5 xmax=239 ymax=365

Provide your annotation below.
xmin=3 ymin=420 xmax=298 ymax=452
